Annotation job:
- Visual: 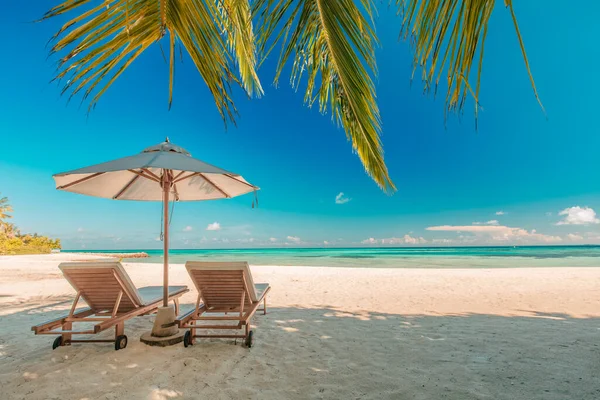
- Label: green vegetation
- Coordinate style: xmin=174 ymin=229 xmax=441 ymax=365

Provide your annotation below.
xmin=0 ymin=194 xmax=61 ymax=255
xmin=42 ymin=0 xmax=542 ymax=192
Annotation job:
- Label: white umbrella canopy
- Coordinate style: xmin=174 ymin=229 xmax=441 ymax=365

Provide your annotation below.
xmin=54 ymin=140 xmax=257 ymax=201
xmin=53 ymin=138 xmax=259 ymax=307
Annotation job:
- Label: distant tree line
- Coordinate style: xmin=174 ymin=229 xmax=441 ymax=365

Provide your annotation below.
xmin=0 ymin=194 xmax=61 ymax=254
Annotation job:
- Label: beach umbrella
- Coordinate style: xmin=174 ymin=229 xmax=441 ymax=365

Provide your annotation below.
xmin=53 ymin=138 xmax=258 ymax=307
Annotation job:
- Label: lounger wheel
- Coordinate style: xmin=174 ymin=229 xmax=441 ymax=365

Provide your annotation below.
xmin=115 ymin=335 xmax=128 ymax=351
xmin=52 ymin=336 xmax=62 ymax=350
xmin=183 ymin=330 xmax=193 ymax=348
xmin=245 ymin=330 xmax=254 ymax=348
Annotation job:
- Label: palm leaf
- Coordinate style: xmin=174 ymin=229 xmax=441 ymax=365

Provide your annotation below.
xmin=42 ymin=0 xmax=262 ymax=121
xmin=396 ymin=0 xmax=544 ymax=120
xmin=254 ymin=0 xmax=395 ymax=192
xmin=0 ymin=195 xmax=12 ymax=222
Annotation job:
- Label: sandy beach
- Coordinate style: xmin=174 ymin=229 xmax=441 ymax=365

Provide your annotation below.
xmin=0 ymin=254 xmax=599 ymax=399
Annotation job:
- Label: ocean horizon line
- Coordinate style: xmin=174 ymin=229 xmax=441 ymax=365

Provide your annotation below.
xmin=61 ymin=244 xmax=600 ymax=252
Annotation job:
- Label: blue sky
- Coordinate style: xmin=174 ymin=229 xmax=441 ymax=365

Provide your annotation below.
xmin=1 ymin=2 xmax=599 ymax=249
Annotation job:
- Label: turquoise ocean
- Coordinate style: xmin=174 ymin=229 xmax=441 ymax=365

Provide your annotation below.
xmin=63 ymin=246 xmax=600 ymax=268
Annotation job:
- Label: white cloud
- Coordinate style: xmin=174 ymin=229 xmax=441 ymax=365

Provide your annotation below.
xmin=557 ymin=206 xmax=600 ymax=225
xmin=77 ymin=227 xmax=85 ymax=232
xmin=472 ymin=220 xmax=499 ymax=226
xmin=155 ymin=236 xmax=161 ymax=241
xmin=235 ymin=238 xmax=255 ymax=244
xmin=269 ymin=237 xmax=277 ymax=242
xmin=585 ymin=232 xmax=600 ymax=241
xmin=361 ymin=235 xmax=427 ymax=245
xmin=287 ymin=236 xmax=301 ymax=243
xmin=206 ymin=222 xmax=221 ymax=231
xmin=495 ymin=211 xmax=505 ymax=216
xmin=400 ymin=235 xmax=427 ymax=245
xmin=323 ymin=240 xmax=329 ymax=245
xmin=335 ymin=192 xmax=351 ymax=204
xmin=183 ymin=226 xmax=193 ymax=232
xmin=426 ymin=225 xmax=561 ymax=243
xmin=567 ymin=233 xmax=584 ymax=241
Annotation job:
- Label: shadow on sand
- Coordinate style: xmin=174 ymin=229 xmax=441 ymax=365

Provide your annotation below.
xmin=0 ymin=301 xmax=599 ymax=400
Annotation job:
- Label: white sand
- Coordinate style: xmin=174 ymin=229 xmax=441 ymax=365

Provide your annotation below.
xmin=0 ymin=254 xmax=599 ymax=399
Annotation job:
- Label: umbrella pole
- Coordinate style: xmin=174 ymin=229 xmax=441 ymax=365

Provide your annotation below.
xmin=162 ymin=171 xmax=170 ymax=308
xmin=146 ymin=169 xmax=180 ymax=342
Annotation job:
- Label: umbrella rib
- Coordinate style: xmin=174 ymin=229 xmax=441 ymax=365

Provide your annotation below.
xmin=141 ymin=168 xmax=161 ymax=181
xmin=128 ymin=169 xmax=160 ymax=183
xmin=173 ymin=171 xmax=186 ymax=181
xmin=57 ymin=172 xmax=105 ymax=190
xmin=223 ymin=173 xmax=258 ymax=190
xmin=198 ymin=173 xmax=231 ymax=198
xmin=173 ymin=172 xmax=199 ymax=184
xmin=113 ymin=173 xmax=141 ymax=200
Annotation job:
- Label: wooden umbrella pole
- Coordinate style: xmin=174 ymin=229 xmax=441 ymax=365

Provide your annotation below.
xmin=162 ymin=170 xmax=171 ymax=308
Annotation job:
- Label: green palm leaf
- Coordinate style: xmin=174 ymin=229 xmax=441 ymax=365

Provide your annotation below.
xmin=396 ymin=0 xmax=543 ymax=120
xmin=42 ymin=1 xmax=542 ymax=192
xmin=43 ymin=0 xmax=262 ymax=121
xmin=254 ymin=0 xmax=394 ymax=192
xmin=0 ymin=194 xmax=13 ymax=225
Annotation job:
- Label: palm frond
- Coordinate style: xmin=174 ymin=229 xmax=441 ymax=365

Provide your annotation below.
xmin=396 ymin=0 xmax=543 ymax=120
xmin=42 ymin=0 xmax=262 ymax=122
xmin=255 ymin=0 xmax=395 ymax=192
xmin=0 ymin=195 xmax=12 ymax=221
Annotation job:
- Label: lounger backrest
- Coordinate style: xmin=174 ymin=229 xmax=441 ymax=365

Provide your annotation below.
xmin=59 ymin=262 xmax=143 ymax=312
xmin=185 ymin=261 xmax=259 ymax=307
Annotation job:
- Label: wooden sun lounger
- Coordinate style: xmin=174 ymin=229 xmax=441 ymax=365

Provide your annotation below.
xmin=31 ymin=262 xmax=188 ymax=351
xmin=176 ymin=261 xmax=270 ymax=348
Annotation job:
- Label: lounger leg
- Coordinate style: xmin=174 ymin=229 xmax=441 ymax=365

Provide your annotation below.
xmin=62 ymin=322 xmax=72 ymax=345
xmin=190 ymin=327 xmax=196 ymax=345
xmin=115 ymin=322 xmax=124 ymax=338
xmin=263 ymin=297 xmax=267 ymax=315
xmin=245 ymin=322 xmax=250 ymax=338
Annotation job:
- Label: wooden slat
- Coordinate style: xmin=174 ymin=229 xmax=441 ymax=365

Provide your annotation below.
xmin=201 ymin=291 xmax=244 ymax=294
xmin=36 ymin=330 xmax=96 ymax=335
xmin=194 ymin=315 xmax=244 ymax=321
xmin=68 ymin=269 xmax=112 ymax=275
xmin=65 ymin=269 xmax=114 ymax=274
xmin=200 ymin=286 xmax=245 ymax=290
xmin=63 ymin=267 xmax=130 ymax=314
xmin=192 ymin=324 xmax=243 ymax=330
xmin=69 ymin=340 xmax=115 ymax=343
xmin=32 ymin=308 xmax=94 ymax=333
xmin=193 ymin=334 xmax=246 ymax=339
xmin=195 ymin=272 xmax=243 ymax=275
xmin=64 ymin=317 xmax=112 ymax=322
xmin=204 ymin=298 xmax=243 ymax=303
xmin=94 ymin=289 xmax=188 ymax=333
xmin=194 ymin=270 xmax=243 ymax=274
